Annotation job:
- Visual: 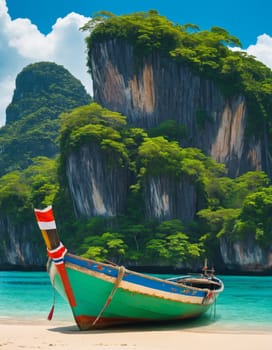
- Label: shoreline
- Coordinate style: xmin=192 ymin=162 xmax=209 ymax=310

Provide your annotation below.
xmin=0 ymin=320 xmax=271 ymax=350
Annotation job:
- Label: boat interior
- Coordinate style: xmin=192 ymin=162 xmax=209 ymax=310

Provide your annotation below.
xmin=167 ymin=275 xmax=223 ymax=291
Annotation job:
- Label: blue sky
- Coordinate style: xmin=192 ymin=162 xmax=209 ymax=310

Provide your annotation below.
xmin=1 ymin=0 xmax=272 ymax=126
xmin=6 ymin=0 xmax=271 ymax=48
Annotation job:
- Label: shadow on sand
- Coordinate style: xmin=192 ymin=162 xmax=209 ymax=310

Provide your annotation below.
xmin=48 ymin=313 xmax=220 ymax=335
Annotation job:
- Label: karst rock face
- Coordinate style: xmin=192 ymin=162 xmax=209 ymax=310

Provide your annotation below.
xmin=66 ymin=143 xmax=131 ymax=218
xmin=219 ymin=235 xmax=272 ymax=273
xmin=0 ymin=215 xmax=45 ymax=268
xmin=90 ymin=39 xmax=269 ymax=179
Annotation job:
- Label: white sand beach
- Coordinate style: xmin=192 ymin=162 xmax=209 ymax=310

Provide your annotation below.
xmin=1 ymin=320 xmax=272 ymax=350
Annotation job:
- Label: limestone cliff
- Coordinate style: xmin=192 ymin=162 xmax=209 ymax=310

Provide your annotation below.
xmin=90 ymin=40 xmax=269 ymax=178
xmin=220 ymin=236 xmax=272 ymax=273
xmin=66 ymin=143 xmax=131 ymax=218
xmin=66 ymin=145 xmax=200 ymax=223
xmin=144 ymin=175 xmax=198 ymax=222
xmin=0 ymin=215 xmax=45 ymax=268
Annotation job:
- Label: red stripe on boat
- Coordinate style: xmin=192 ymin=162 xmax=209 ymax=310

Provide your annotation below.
xmin=57 ymin=263 xmax=76 ymax=307
xmin=34 ymin=206 xmax=55 ymax=222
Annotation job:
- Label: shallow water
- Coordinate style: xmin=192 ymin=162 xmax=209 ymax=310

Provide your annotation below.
xmin=0 ymin=272 xmax=271 ymax=332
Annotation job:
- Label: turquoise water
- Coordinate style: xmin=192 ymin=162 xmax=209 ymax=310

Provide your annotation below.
xmin=215 ymin=275 xmax=272 ymax=332
xmin=0 ymin=271 xmax=73 ymax=322
xmin=0 ymin=271 xmax=272 ymax=331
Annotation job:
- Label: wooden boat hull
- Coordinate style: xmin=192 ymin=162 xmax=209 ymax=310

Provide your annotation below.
xmin=48 ymin=253 xmax=221 ymax=330
xmin=34 ymin=205 xmax=223 ymax=331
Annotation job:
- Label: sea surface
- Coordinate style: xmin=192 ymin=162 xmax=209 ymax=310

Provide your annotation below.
xmin=0 ymin=271 xmax=272 ymax=332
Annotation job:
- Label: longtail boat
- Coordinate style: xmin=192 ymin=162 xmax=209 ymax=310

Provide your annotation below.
xmin=34 ymin=205 xmax=224 ymax=330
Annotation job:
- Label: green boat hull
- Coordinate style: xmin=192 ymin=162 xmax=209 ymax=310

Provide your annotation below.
xmin=35 ymin=206 xmax=224 ymax=331
xmin=48 ymin=256 xmax=219 ymax=330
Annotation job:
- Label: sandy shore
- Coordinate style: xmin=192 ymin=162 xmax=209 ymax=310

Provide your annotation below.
xmin=1 ymin=320 xmax=272 ymax=350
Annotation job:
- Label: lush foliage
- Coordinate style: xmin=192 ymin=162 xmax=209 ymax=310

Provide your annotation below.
xmin=59 ymin=103 xmax=127 ymax=160
xmin=198 ymin=171 xmax=272 ymax=249
xmin=0 ymin=157 xmax=58 ymax=222
xmin=148 ymin=119 xmax=187 ymax=141
xmin=1 ymin=91 xmax=272 ymax=266
xmin=57 ymin=102 xmax=272 ymax=266
xmin=0 ymin=96 xmax=260 ymax=266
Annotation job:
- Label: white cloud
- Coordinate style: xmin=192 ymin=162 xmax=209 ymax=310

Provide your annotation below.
xmin=0 ymin=0 xmax=92 ymax=127
xmin=231 ymin=34 xmax=272 ymax=70
xmin=246 ymin=34 xmax=272 ymax=69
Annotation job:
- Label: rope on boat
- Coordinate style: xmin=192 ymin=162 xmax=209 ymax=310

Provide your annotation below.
xmin=92 ymin=265 xmax=126 ymax=327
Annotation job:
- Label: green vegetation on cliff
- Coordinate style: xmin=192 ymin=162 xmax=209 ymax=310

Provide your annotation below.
xmin=57 ymin=102 xmax=272 ymax=266
xmin=84 ymin=10 xmax=272 ymax=143
xmin=59 ymin=103 xmax=128 ymax=164
xmin=0 ymin=156 xmax=58 ymax=222
xmin=1 ymin=89 xmax=272 ymax=267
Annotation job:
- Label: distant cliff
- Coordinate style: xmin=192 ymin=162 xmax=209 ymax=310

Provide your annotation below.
xmin=220 ymin=236 xmax=272 ymax=273
xmin=0 ymin=214 xmax=45 ymax=268
xmin=1 ymin=62 xmax=91 ymax=177
xmin=6 ymin=61 xmax=91 ymax=125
